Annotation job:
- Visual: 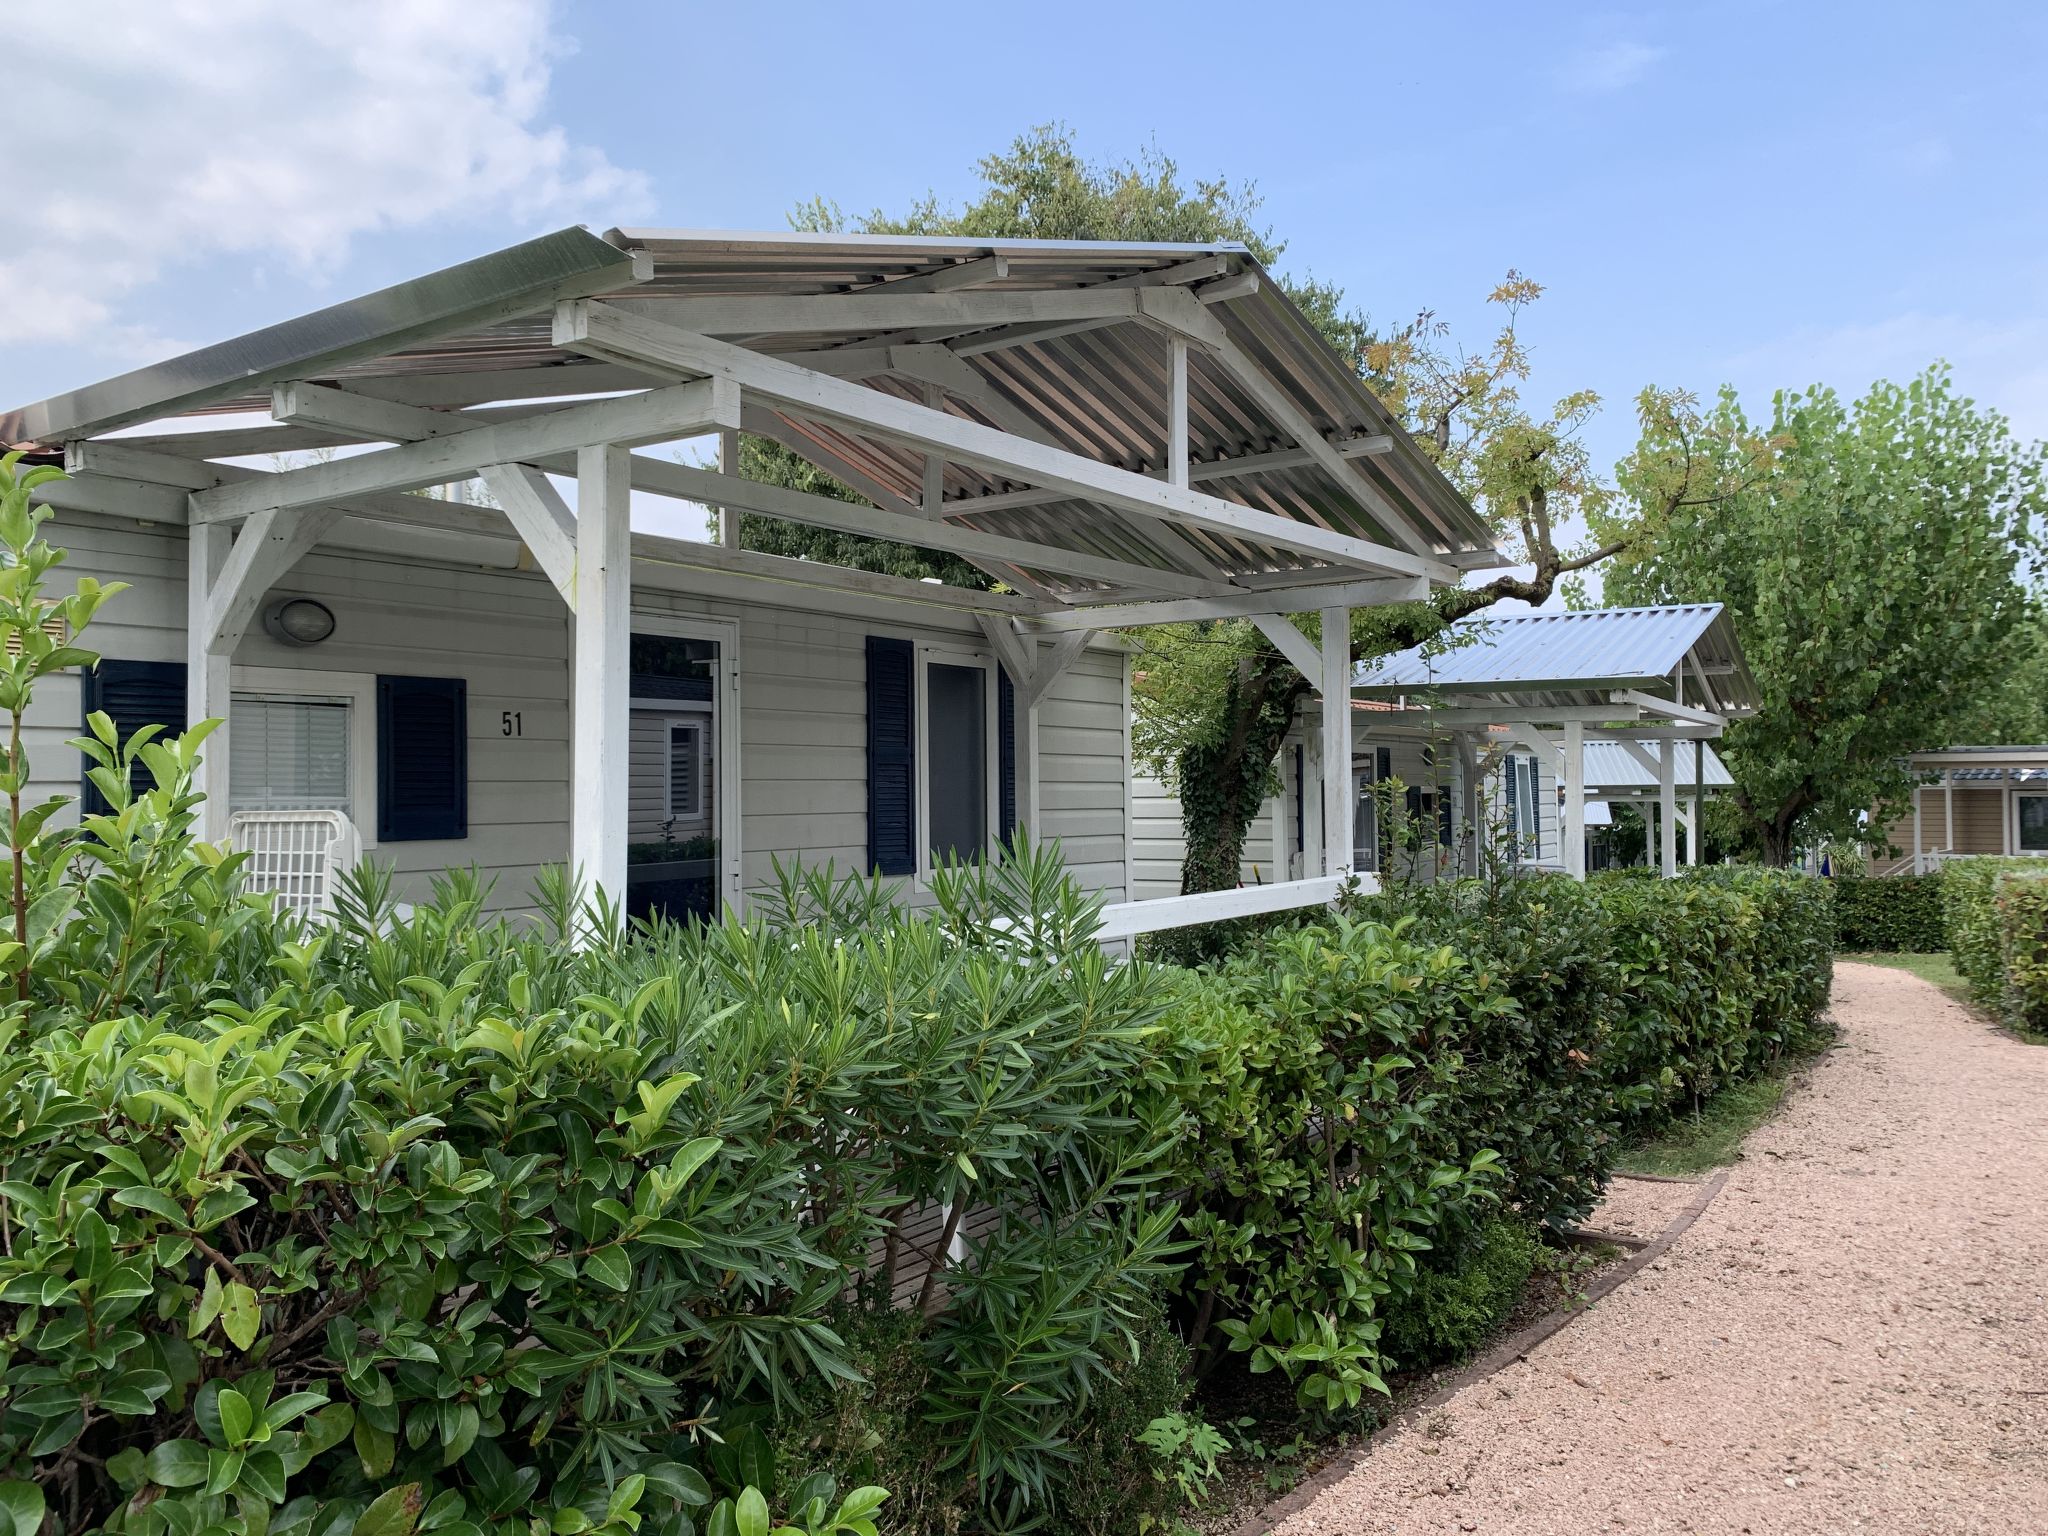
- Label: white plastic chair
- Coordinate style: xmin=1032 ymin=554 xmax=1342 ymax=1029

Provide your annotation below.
xmin=228 ymin=809 xmax=363 ymax=923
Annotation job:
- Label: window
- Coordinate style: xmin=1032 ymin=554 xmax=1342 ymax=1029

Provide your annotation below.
xmin=231 ymin=694 xmax=352 ymax=814
xmin=923 ymin=658 xmax=989 ymax=866
xmin=667 ymin=721 xmax=704 ymax=819
xmin=2019 ymin=792 xmax=2048 ymax=853
xmin=229 ymin=668 xmax=380 ymax=844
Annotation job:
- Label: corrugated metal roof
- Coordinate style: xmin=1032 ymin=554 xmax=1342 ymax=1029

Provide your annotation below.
xmin=4 ymin=227 xmax=1500 ymax=603
xmin=1582 ymin=740 xmax=1732 ymax=793
xmin=1355 ymin=604 xmax=1758 ymax=715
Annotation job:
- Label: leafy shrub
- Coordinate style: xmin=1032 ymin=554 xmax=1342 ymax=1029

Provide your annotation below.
xmin=1163 ymin=919 xmax=1510 ymax=1418
xmin=1360 ymin=876 xmax=1630 ymax=1231
xmin=1690 ymin=867 xmax=1835 ymax=1067
xmin=0 ymin=462 xmax=1187 ymax=1536
xmin=1995 ymin=877 xmax=2048 ymax=1037
xmin=1377 ymin=1218 xmax=1539 ymax=1371
xmin=1942 ymin=857 xmax=2048 ymax=1011
xmin=1831 ymin=873 xmax=1944 ymax=952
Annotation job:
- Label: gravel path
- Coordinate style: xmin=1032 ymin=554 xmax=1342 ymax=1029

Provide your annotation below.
xmin=1274 ymin=961 xmax=2048 ymax=1535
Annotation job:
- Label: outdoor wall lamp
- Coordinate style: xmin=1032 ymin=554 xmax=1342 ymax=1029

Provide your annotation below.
xmin=265 ymin=597 xmax=337 ymax=646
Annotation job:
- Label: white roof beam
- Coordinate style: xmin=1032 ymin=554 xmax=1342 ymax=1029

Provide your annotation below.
xmin=629 ymin=460 xmax=1223 ymax=598
xmin=606 ymin=288 xmax=1141 ymax=337
xmin=1138 ymin=287 xmax=1442 ymax=561
xmin=1025 ymin=575 xmax=1428 ymax=632
xmin=64 ymin=440 xmax=516 ymax=538
xmin=947 ymin=432 xmax=1396 ymax=517
xmin=188 ymin=376 xmax=739 ymax=522
xmin=556 ymin=302 xmax=1453 ymax=584
xmin=1612 ymin=688 xmax=1725 ymax=728
xmin=867 ymin=254 xmax=1010 ymax=294
xmin=259 ymin=384 xmax=1202 ymax=600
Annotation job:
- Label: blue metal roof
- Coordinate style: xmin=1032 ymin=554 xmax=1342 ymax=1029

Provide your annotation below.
xmin=1582 ymin=740 xmax=1733 ymax=793
xmin=1354 ymin=604 xmax=1757 ymax=715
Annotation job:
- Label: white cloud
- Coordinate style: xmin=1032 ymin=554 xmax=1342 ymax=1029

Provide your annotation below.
xmin=4 ymin=0 xmax=649 ymax=361
xmin=1721 ymin=310 xmax=2048 ymax=444
xmin=1557 ymin=38 xmax=1667 ymax=93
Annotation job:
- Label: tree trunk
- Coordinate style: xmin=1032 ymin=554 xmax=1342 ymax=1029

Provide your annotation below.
xmin=1177 ymin=660 xmax=1310 ymax=896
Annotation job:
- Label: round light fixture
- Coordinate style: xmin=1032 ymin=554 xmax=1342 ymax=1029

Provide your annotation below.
xmin=265 ymin=597 xmax=336 ymax=646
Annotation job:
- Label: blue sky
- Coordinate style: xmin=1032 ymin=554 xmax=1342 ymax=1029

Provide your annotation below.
xmin=12 ymin=0 xmax=2048 ymax=491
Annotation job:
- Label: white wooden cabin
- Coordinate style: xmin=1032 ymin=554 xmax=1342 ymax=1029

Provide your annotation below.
xmin=6 ymin=227 xmax=1502 ymax=935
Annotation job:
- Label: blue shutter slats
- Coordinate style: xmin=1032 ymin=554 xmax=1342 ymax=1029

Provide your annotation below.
xmin=81 ymin=659 xmax=187 ymax=814
xmin=377 ymin=675 xmax=467 ymax=842
xmin=865 ymin=636 xmax=916 ymax=876
xmin=996 ymin=664 xmax=1017 ymax=847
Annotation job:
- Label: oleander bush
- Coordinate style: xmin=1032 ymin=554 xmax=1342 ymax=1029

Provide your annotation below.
xmin=1831 ymin=873 xmax=1946 ymax=952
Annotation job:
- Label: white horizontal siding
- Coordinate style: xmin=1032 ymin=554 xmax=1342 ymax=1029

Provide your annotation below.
xmin=1130 ymin=776 xmax=1278 ymax=903
xmin=39 ymin=512 xmax=1133 ymax=919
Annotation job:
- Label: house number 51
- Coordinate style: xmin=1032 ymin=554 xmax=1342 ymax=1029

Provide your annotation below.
xmin=501 ymin=711 xmax=523 ymax=737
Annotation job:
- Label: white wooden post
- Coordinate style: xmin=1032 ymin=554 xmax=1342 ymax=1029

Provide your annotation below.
xmin=1168 ymin=339 xmax=1190 ymax=489
xmin=1320 ymin=607 xmax=1351 ymax=877
xmin=1913 ymin=788 xmax=1924 ymax=874
xmin=1657 ymin=738 xmax=1678 ymax=878
xmin=572 ymin=445 xmax=632 ymax=907
xmin=1562 ymin=718 xmax=1585 ymax=879
xmin=1944 ymin=771 xmax=1955 ymax=855
xmin=716 ymin=426 xmax=741 ymax=548
xmin=1457 ymin=732 xmax=1481 ymax=876
xmin=187 ymin=521 xmax=232 ymax=844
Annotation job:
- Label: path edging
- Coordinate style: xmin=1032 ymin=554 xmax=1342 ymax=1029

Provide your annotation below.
xmin=1226 ymin=1169 xmax=1731 ymax=1536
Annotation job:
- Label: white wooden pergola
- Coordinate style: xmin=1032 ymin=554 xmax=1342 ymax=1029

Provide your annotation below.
xmin=1354 ymin=605 xmax=1757 ymax=879
xmin=6 ymin=227 xmax=1499 ymax=932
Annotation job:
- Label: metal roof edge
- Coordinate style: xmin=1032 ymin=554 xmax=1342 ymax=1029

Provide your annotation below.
xmin=4 ymin=226 xmax=635 ymax=448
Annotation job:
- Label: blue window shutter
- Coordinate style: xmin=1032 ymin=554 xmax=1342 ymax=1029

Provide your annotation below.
xmin=996 ymin=663 xmax=1017 ymax=847
xmin=1504 ymin=752 xmax=1519 ymax=857
xmin=1291 ymin=743 xmax=1304 ymax=854
xmin=377 ymin=675 xmax=467 ymax=841
xmin=865 ymin=636 xmax=916 ymax=876
xmin=81 ymin=659 xmax=186 ymax=815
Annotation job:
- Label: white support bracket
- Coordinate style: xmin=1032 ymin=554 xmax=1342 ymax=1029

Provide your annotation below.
xmin=1252 ymin=613 xmax=1320 ymax=676
xmin=477 ymin=464 xmax=578 ymax=601
xmin=185 ymin=503 xmax=345 ymax=841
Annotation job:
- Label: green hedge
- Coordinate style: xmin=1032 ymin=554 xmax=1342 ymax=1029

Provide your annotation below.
xmin=1943 ymin=857 xmax=2048 ymax=1033
xmin=1996 ymin=879 xmax=2048 ymax=1036
xmin=1830 ymin=874 xmax=1946 ymax=952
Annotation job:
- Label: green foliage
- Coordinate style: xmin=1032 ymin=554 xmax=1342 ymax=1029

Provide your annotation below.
xmin=742 ymin=124 xmax=1296 ymax=587
xmin=1940 ymin=857 xmax=2044 ymax=1009
xmin=2 ymin=780 xmax=1197 ymax=1536
xmin=1942 ymin=857 xmax=2048 ymax=1036
xmin=1830 ymin=875 xmax=1946 ymax=952
xmin=1994 ymin=878 xmax=2048 ymax=1037
xmin=1377 ymin=1218 xmax=1539 ymax=1371
xmin=1163 ymin=920 xmax=1513 ymax=1416
xmin=1603 ymin=367 xmax=2047 ymax=863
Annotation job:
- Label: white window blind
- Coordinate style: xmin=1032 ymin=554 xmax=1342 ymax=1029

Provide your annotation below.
xmin=668 ymin=723 xmax=703 ymax=819
xmin=231 ymin=695 xmax=351 ymax=814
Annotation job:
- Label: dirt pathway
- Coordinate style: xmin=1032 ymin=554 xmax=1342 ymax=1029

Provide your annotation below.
xmin=1274 ymin=961 xmax=2048 ymax=1535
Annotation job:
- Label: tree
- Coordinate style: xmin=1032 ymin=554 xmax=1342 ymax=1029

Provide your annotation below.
xmin=729 ymin=125 xmax=1289 ymax=581
xmin=1598 ymin=367 xmax=2046 ymax=864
